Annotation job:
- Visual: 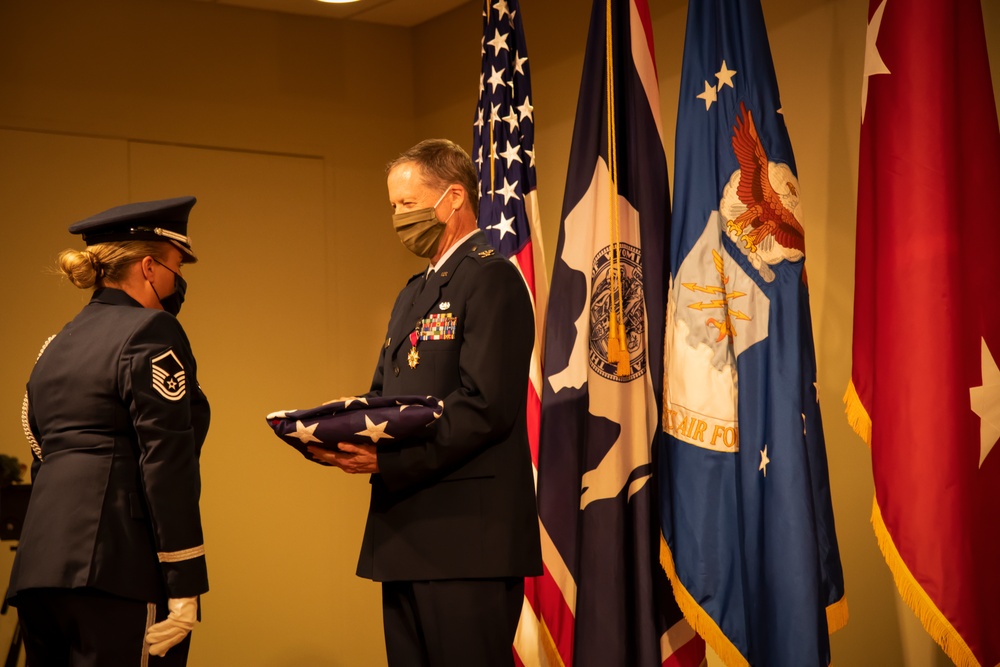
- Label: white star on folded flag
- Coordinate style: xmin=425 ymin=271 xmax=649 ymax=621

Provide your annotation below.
xmin=288 ymin=420 xmax=322 ymax=444
xmin=355 ymin=415 xmax=394 ymax=443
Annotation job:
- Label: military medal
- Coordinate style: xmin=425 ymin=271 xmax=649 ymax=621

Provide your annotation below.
xmin=408 ymin=328 xmax=420 ymax=368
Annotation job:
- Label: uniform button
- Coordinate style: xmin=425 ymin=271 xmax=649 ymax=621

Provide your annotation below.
xmin=393 ymin=366 xmax=400 ymax=376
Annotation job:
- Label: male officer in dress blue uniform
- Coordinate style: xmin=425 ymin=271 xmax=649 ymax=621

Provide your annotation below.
xmin=8 ymin=197 xmax=210 ymax=666
xmin=309 ymin=139 xmax=542 ymax=667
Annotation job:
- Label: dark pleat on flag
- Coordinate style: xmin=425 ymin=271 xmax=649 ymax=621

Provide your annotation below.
xmin=535 ymin=1 xmax=703 ymax=665
xmin=846 ymin=1 xmax=1000 ymax=665
xmin=660 ymin=0 xmax=848 ymax=665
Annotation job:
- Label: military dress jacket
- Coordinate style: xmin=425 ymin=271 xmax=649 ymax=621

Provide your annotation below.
xmin=8 ymin=288 xmax=210 ymax=604
xmin=357 ymin=231 xmax=543 ymax=582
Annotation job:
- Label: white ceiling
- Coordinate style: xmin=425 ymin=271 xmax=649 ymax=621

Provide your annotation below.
xmin=186 ymin=0 xmax=474 ymax=27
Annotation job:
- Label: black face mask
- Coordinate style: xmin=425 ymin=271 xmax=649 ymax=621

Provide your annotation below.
xmin=152 ymin=259 xmax=187 ymax=316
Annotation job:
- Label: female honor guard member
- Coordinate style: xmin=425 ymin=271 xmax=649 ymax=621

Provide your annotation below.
xmin=7 ymin=197 xmax=210 ymax=666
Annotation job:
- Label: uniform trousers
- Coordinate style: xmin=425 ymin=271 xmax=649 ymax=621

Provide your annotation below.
xmin=381 ymin=578 xmax=523 ymax=667
xmin=14 ymin=588 xmax=191 ymax=667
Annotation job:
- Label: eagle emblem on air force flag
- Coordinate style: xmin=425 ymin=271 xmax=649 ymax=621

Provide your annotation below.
xmin=151 ymin=349 xmax=187 ymax=401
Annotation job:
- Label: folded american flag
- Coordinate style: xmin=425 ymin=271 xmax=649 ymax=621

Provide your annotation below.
xmin=266 ymin=395 xmax=444 ymax=465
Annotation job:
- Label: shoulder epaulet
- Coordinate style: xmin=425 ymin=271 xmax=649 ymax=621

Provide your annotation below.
xmin=467 ymin=244 xmax=498 ymax=262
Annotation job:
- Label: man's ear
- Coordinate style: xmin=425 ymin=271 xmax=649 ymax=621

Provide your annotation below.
xmin=450 ymin=184 xmax=467 ymax=211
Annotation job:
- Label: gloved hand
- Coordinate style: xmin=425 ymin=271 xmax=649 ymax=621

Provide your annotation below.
xmin=145 ymin=596 xmax=198 ymax=657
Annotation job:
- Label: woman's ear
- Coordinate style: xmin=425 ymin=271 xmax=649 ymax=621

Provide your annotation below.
xmin=139 ymin=255 xmax=156 ymax=281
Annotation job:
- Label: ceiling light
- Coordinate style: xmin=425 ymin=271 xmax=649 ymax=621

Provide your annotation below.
xmin=315 ymin=0 xmax=361 ymax=3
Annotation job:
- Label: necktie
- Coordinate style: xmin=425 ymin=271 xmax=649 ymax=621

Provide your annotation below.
xmin=411 ymin=270 xmax=434 ymax=307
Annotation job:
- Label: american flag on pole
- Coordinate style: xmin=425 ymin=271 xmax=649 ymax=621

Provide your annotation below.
xmin=530 ymin=0 xmax=703 ymax=665
xmin=472 ymin=3 xmax=551 ymax=664
xmin=660 ymin=0 xmax=847 ymax=664
xmin=847 ymin=1 xmax=1000 ymax=665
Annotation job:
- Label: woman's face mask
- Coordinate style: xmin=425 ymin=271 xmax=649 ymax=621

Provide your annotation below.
xmin=151 ymin=258 xmax=187 ymax=316
xmin=391 ymin=188 xmax=454 ymax=258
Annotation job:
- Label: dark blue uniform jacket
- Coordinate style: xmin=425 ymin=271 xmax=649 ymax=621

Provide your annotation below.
xmin=357 ymin=231 xmax=543 ymax=582
xmin=8 ymin=288 xmax=210 ymax=604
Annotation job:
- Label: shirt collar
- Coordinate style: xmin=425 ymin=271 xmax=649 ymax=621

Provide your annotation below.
xmin=91 ymin=287 xmax=144 ymax=308
xmin=429 ymin=228 xmax=480 ymax=275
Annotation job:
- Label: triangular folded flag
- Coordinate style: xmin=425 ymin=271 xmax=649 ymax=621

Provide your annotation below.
xmin=266 ymin=395 xmax=444 ymax=465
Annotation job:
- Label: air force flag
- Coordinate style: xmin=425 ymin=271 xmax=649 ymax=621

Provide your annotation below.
xmin=659 ymin=0 xmax=847 ymax=665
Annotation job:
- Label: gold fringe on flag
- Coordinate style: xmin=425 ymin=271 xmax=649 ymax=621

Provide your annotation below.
xmin=660 ymin=535 xmax=848 ymax=666
xmin=826 ymin=595 xmax=849 ymax=635
xmin=870 ymin=499 xmax=980 ymax=667
xmin=848 ymin=380 xmax=980 ymax=663
xmin=537 ymin=619 xmax=567 ymax=667
xmin=842 ymin=379 xmax=872 ymax=447
xmin=659 ymin=536 xmax=749 ymax=667
xmin=608 ymin=308 xmax=620 ymax=363
xmin=489 ymin=120 xmax=496 ymax=198
xmin=615 ymin=320 xmax=629 ymax=376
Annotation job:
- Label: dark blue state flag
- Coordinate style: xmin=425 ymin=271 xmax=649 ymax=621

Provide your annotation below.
xmin=536 ymin=0 xmax=703 ymax=665
xmin=660 ymin=0 xmax=847 ymax=665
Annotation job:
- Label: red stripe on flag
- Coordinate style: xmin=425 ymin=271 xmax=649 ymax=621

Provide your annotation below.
xmin=526 ymin=383 xmax=541 ymax=465
xmin=513 ymin=240 xmax=541 ymax=465
xmin=662 ymin=634 xmax=706 ymax=667
xmin=534 ymin=562 xmax=575 ymax=666
xmin=517 ymin=568 xmax=575 ymax=667
xmin=513 ymin=240 xmax=537 ymax=297
xmin=633 ymin=0 xmax=657 ymax=78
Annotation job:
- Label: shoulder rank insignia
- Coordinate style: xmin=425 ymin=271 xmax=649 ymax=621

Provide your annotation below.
xmin=151 ymin=349 xmax=187 ymax=401
xmin=478 ymin=248 xmax=495 ymax=258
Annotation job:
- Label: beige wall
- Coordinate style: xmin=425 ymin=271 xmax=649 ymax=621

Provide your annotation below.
xmin=0 ymin=1 xmax=420 ymax=664
xmin=0 ymin=0 xmax=997 ymax=665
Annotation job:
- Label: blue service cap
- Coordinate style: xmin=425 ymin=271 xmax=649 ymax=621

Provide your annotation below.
xmin=68 ymin=196 xmax=198 ymax=263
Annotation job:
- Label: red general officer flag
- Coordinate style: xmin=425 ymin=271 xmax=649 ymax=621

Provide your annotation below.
xmin=846 ymin=1 xmax=1000 ymax=665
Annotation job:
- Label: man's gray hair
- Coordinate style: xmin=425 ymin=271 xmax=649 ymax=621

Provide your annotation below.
xmin=388 ymin=139 xmax=480 ymax=217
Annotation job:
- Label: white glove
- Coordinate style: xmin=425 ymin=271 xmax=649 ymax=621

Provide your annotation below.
xmin=145 ymin=596 xmax=198 ymax=657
